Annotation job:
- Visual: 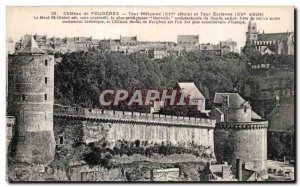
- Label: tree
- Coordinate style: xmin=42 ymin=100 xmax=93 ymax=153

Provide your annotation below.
xmin=54 ymin=49 xmax=249 ymax=112
xmin=268 ymin=135 xmax=286 ymax=159
xmin=242 ymin=45 xmax=260 ymax=60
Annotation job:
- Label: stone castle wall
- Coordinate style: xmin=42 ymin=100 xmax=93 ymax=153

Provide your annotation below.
xmin=83 ymin=121 xmax=214 ymax=148
xmin=53 ymin=105 xmax=215 ymax=149
xmin=151 ymin=168 xmax=180 ymax=181
xmin=69 ymin=165 xmax=124 ymax=181
xmin=53 ymin=104 xmax=215 ymax=127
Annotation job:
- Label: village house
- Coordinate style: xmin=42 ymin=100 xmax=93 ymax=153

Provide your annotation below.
xmin=200 ymin=43 xmax=221 ymax=56
xmin=220 ymin=39 xmax=238 ymax=55
xmin=177 ymin=35 xmax=200 ymax=51
xmin=175 ymin=82 xmax=206 ymax=111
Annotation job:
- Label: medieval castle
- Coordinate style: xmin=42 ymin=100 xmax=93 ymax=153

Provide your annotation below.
xmin=7 ymin=26 xmax=271 ymax=181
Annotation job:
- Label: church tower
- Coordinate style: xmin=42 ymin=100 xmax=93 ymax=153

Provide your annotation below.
xmin=246 ymin=21 xmax=258 ymax=46
xmin=7 ymin=35 xmax=55 ymax=165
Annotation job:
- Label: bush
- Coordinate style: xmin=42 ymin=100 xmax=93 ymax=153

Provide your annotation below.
xmin=83 ymin=140 xmax=214 ymax=167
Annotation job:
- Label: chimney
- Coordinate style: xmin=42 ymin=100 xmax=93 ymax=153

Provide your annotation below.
xmin=150 ymin=169 xmax=154 ymax=181
xmin=207 ymin=162 xmax=211 ymax=168
xmin=221 ymin=166 xmax=225 ymax=179
xmin=222 ymin=95 xmax=230 ymax=121
xmin=236 ymin=159 xmax=242 ymax=181
xmin=222 ymin=95 xmax=229 ymax=108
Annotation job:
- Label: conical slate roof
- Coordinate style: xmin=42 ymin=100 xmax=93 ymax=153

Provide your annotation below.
xmin=19 ymin=34 xmax=45 ymax=54
xmin=213 ymin=92 xmax=246 ymax=108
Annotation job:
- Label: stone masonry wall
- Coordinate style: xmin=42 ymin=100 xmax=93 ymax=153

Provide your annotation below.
xmin=53 ymin=105 xmax=216 ymax=149
xmin=214 ymin=122 xmax=268 ymax=171
xmin=8 ymin=54 xmax=55 ymax=165
xmin=54 ymin=117 xmax=215 ymax=150
xmin=68 ymin=165 xmax=124 ymax=181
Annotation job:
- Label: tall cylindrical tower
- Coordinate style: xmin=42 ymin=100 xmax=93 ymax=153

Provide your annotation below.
xmin=212 ymin=93 xmax=268 ymax=176
xmin=8 ymin=35 xmax=55 ymax=165
xmin=214 ymin=121 xmax=268 ymax=171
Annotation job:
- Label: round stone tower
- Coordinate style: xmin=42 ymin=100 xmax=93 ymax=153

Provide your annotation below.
xmin=211 ymin=93 xmax=268 ymax=174
xmin=8 ymin=35 xmax=55 ymax=165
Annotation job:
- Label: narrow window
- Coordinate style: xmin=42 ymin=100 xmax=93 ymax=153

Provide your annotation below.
xmin=22 ymin=94 xmax=25 ymax=101
xmin=45 ymin=59 xmax=48 ymax=66
xmin=45 ymin=77 xmax=47 ymax=84
xmin=244 ymin=105 xmax=247 ymax=113
xmin=59 ymin=136 xmax=64 ymax=145
xmin=44 ymin=94 xmax=47 ymax=101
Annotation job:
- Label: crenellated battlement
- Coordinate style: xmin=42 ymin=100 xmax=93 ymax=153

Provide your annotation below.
xmin=53 ymin=104 xmax=215 ymax=128
xmin=216 ymin=120 xmax=268 ymax=130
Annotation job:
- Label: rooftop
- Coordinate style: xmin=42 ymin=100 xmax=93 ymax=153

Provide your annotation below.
xmin=257 ymin=32 xmax=293 ymax=41
xmin=178 ymin=35 xmax=199 ymax=38
xmin=19 ymin=35 xmax=45 ymax=54
xmin=177 ymin=82 xmax=205 ymax=100
xmin=213 ymin=92 xmax=247 ymax=108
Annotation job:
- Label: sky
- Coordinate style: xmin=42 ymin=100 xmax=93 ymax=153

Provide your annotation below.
xmin=6 ymin=6 xmax=294 ymax=50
